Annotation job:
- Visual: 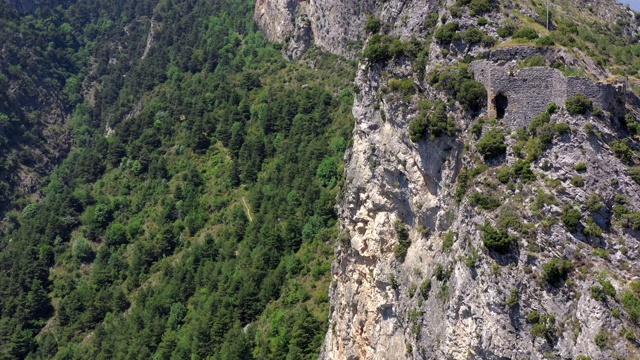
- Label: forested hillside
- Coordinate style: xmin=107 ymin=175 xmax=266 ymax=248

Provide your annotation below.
xmin=8 ymin=0 xmax=640 ymax=358
xmin=0 ymin=0 xmax=354 ymax=358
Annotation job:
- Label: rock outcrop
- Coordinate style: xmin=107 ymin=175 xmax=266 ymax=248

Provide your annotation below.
xmin=323 ymin=60 xmax=640 ymax=357
xmin=254 ymin=0 xmax=439 ymax=58
xmin=256 ymin=0 xmax=640 ymax=359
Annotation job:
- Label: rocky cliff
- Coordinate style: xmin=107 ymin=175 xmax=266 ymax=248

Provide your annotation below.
xmin=257 ymin=0 xmax=640 ymax=359
xmin=254 ymin=0 xmax=439 ymax=58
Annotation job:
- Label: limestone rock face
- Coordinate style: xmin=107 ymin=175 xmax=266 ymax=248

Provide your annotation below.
xmin=255 ymin=0 xmax=640 ymax=359
xmin=254 ymin=0 xmax=439 ymax=58
xmin=322 ymin=61 xmax=640 ymax=357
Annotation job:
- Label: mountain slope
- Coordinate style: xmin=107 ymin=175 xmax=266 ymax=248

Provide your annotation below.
xmin=0 ymin=1 xmax=355 ymax=359
xmin=3 ymin=0 xmax=640 ymax=359
xmin=253 ymin=0 xmax=640 ymax=359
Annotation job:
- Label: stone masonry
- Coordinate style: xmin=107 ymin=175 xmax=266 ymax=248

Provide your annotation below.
xmin=470 ymin=59 xmax=626 ymax=128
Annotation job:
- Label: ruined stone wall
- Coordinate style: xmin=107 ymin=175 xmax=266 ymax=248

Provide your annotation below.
xmin=566 ymin=77 xmax=626 ymax=117
xmin=470 ymin=60 xmax=625 ymax=128
xmin=486 ymin=46 xmax=552 ymax=63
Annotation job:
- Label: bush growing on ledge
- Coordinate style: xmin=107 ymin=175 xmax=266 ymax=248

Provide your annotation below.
xmin=456 ymin=0 xmax=494 ymax=15
xmin=599 ymin=277 xmax=616 ymax=297
xmin=512 ymin=160 xmax=536 ymax=182
xmin=442 ymin=231 xmax=456 ymax=252
xmin=477 ymin=128 xmax=506 ymax=158
xmin=630 ymin=167 xmax=640 ymax=185
xmin=520 ymin=54 xmax=546 ymax=68
xmin=469 ymin=0 xmax=494 ymax=14
xmin=426 ymin=100 xmax=456 ymax=139
xmin=434 ymin=263 xmax=452 ymax=281
xmin=434 ymin=22 xmax=460 ymax=44
xmin=561 ymin=205 xmax=581 ymax=232
xmin=583 ymin=218 xmax=603 ymax=237
xmin=512 ymin=27 xmax=539 ymax=40
xmin=430 ymin=65 xmax=487 ymax=112
xmin=497 ymin=24 xmax=516 ymax=38
xmin=409 ymin=100 xmax=456 ymax=142
xmin=611 ymin=139 xmax=633 ymax=164
xmin=461 ymin=27 xmax=484 ymax=44
xmin=625 ymin=113 xmax=640 ymax=136
xmin=504 ymin=287 xmax=519 ymax=307
xmin=529 ymin=312 xmax=557 ymax=343
xmin=420 ymin=279 xmax=432 ymax=299
xmin=565 ymin=93 xmax=593 ymax=115
xmin=542 ymin=258 xmax=573 ymax=285
xmin=409 ymin=117 xmax=427 ymax=142
xmin=457 ymin=80 xmax=487 ymax=111
xmin=393 ymin=220 xmax=411 ymax=260
xmin=497 ymin=167 xmax=512 ymax=183
xmin=536 ymin=36 xmax=555 ymax=46
xmin=364 ymin=34 xmax=414 ymax=63
xmin=528 ymin=112 xmax=551 ymax=135
xmin=423 ymin=13 xmax=439 ymax=32
xmin=622 ymin=290 xmax=640 ymax=322
xmin=364 ymin=34 xmax=391 ymax=62
xmin=470 ymin=191 xmax=501 ymax=210
xmin=575 ymin=162 xmax=587 ymax=172
xmin=454 ymin=165 xmax=487 ymax=203
xmin=591 ymin=285 xmax=606 ymax=301
xmin=586 ymin=193 xmax=604 ymax=212
xmin=388 ymin=78 xmax=416 ymax=96
xmin=594 ymin=329 xmax=610 ymax=349
xmin=482 ymin=222 xmax=516 ymax=253
xmin=622 ymin=212 xmax=640 ymax=231
xmin=364 ymin=16 xmax=381 ymax=33
xmin=570 ymin=175 xmax=584 ymax=187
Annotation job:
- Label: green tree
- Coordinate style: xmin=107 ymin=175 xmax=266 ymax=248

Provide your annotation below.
xmin=105 ymin=223 xmax=128 ymax=246
xmin=542 ymin=258 xmax=573 ymax=285
xmin=477 ymin=128 xmax=506 ymax=158
xmin=72 ymin=237 xmax=94 ymax=262
xmin=565 ymin=93 xmax=593 ymax=115
xmin=561 ymin=206 xmax=581 ymax=232
xmin=482 ymin=222 xmax=516 ymax=253
xmin=364 ymin=16 xmax=381 ymax=33
xmin=316 ymin=157 xmax=339 ymax=188
xmin=434 ymin=22 xmax=460 ymax=44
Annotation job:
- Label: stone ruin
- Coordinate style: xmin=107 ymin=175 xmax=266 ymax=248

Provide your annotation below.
xmin=469 ymin=53 xmax=627 ymax=128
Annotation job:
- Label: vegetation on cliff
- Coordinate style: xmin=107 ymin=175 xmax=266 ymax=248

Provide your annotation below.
xmin=0 ymin=1 xmax=354 ymax=359
xmin=4 ymin=0 xmax=640 ymax=359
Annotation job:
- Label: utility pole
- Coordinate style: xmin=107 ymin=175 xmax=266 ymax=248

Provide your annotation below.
xmin=546 ymin=1 xmax=549 ymax=31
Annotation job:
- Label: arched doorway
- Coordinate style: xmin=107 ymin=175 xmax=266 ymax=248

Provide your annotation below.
xmin=494 ymin=93 xmax=508 ymax=119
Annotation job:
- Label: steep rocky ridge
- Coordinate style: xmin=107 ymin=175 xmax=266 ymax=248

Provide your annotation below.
xmin=323 ymin=56 xmax=640 ymax=358
xmin=258 ymin=0 xmax=640 ymax=358
xmin=255 ymin=0 xmax=439 ymax=58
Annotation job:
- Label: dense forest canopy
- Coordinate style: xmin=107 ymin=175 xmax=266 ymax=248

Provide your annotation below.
xmin=0 ymin=0 xmax=355 ymax=359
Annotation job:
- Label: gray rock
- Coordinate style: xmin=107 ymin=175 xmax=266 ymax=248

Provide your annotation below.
xmin=255 ymin=1 xmax=640 ymax=359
